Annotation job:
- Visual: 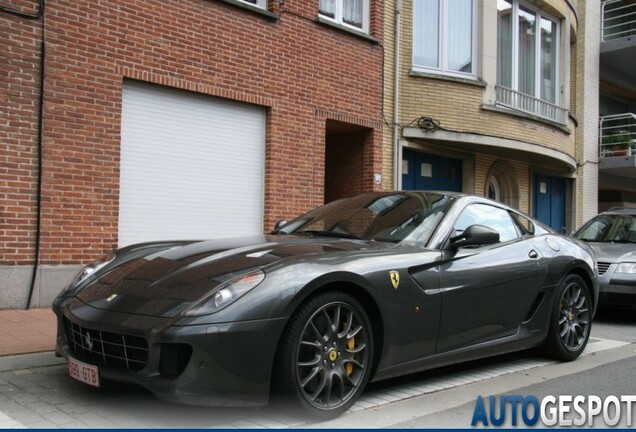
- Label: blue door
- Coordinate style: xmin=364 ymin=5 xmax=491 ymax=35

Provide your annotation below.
xmin=402 ymin=149 xmax=462 ymax=192
xmin=533 ymin=175 xmax=566 ymax=233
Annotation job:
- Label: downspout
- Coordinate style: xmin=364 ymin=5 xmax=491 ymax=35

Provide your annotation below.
xmin=26 ymin=0 xmax=46 ymax=309
xmin=392 ymin=0 xmax=402 ymax=190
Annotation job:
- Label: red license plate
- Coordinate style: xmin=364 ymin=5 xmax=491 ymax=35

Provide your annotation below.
xmin=68 ymin=357 xmax=100 ymax=388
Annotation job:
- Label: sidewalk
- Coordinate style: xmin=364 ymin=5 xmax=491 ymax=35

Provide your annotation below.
xmin=0 ymin=308 xmax=57 ymax=356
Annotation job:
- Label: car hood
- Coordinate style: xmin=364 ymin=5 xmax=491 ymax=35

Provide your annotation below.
xmin=586 ymin=242 xmax=636 ymax=263
xmin=75 ymin=235 xmax=393 ymax=317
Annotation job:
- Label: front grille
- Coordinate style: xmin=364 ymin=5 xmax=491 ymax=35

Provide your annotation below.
xmin=63 ymin=317 xmax=149 ymax=371
xmin=597 ymin=262 xmax=611 ymax=276
xmin=606 ymin=293 xmax=636 ymax=308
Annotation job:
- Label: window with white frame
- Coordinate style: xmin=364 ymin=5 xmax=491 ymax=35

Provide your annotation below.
xmin=412 ymin=0 xmax=476 ymax=77
xmin=239 ymin=0 xmax=267 ymax=9
xmin=497 ymin=0 xmax=559 ymax=104
xmin=319 ymin=0 xmax=370 ymax=33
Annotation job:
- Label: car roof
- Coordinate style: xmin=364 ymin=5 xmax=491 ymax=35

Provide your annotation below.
xmin=599 ymin=208 xmax=636 ymax=216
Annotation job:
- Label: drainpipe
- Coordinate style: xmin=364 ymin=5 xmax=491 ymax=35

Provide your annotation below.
xmin=26 ymin=0 xmax=46 ymax=309
xmin=392 ymin=0 xmax=402 ymax=190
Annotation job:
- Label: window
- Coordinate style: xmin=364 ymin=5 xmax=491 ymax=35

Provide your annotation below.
xmin=487 ymin=177 xmax=500 ymax=201
xmin=454 ymin=204 xmax=519 ymax=243
xmin=413 ymin=0 xmax=475 ymax=77
xmin=497 ymin=0 xmax=559 ymax=104
xmin=485 ymin=160 xmax=520 ymax=209
xmin=239 ymin=0 xmax=267 ymax=9
xmin=320 ymin=0 xmax=370 ymax=33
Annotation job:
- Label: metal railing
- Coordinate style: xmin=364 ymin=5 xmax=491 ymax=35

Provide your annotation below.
xmin=602 ymin=0 xmax=636 ymax=42
xmin=496 ymin=86 xmax=568 ymax=125
xmin=599 ymin=113 xmax=636 ymax=157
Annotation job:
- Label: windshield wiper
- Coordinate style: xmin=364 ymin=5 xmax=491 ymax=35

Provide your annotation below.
xmin=294 ymin=230 xmax=361 ymax=240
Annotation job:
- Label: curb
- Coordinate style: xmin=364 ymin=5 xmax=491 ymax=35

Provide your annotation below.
xmin=0 ymin=351 xmax=65 ymax=372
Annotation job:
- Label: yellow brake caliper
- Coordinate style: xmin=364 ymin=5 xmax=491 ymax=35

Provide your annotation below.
xmin=345 ymin=337 xmax=355 ymax=376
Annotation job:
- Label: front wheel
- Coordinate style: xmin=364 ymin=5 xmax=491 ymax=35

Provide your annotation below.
xmin=542 ymin=274 xmax=592 ymax=361
xmin=274 ymin=291 xmax=374 ymax=418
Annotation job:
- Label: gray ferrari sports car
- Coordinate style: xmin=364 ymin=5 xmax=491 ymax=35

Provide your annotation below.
xmin=53 ymin=191 xmax=598 ymax=417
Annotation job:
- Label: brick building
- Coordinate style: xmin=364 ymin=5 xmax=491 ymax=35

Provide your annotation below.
xmin=382 ymin=0 xmax=600 ymax=234
xmin=1 ymin=0 xmax=384 ymax=309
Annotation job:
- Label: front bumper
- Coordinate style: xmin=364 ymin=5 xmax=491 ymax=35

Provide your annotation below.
xmin=53 ymin=297 xmax=287 ymax=407
xmin=597 ymin=263 xmax=636 ymax=310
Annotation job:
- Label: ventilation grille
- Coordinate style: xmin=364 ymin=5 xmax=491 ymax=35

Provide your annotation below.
xmin=64 ymin=317 xmax=148 ymax=372
xmin=597 ymin=262 xmax=611 ymax=276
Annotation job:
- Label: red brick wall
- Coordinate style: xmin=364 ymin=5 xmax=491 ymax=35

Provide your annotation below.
xmin=2 ymin=0 xmax=384 ymax=265
xmin=1 ymin=1 xmax=42 ymax=265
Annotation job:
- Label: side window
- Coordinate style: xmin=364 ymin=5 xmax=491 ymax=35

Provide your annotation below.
xmin=454 ymin=204 xmax=519 ymax=243
xmin=511 ymin=212 xmax=535 ymax=235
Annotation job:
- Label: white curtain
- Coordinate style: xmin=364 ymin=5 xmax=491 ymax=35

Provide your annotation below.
xmin=517 ymin=5 xmax=536 ymax=96
xmin=320 ymin=0 xmax=335 ymax=18
xmin=497 ymin=0 xmax=513 ymax=87
xmin=540 ymin=17 xmax=557 ymax=103
xmin=343 ymin=0 xmax=363 ymax=28
xmin=447 ymin=0 xmax=473 ymax=73
xmin=413 ymin=0 xmax=439 ymax=68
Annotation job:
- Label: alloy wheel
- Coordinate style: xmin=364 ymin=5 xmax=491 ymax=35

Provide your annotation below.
xmin=295 ymin=301 xmax=370 ymax=411
xmin=558 ymin=279 xmax=590 ymax=352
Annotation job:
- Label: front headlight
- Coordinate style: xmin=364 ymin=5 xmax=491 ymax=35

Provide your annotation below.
xmin=183 ymin=269 xmax=265 ymax=316
xmin=615 ymin=262 xmax=636 ymax=274
xmin=65 ymin=251 xmax=116 ymax=292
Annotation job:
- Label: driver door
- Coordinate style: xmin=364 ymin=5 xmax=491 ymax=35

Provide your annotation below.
xmin=436 ymin=203 xmax=543 ymax=353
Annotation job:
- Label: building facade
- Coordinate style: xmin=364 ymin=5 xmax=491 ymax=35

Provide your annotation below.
xmin=1 ymin=0 xmax=384 ymax=309
xmin=382 ymin=0 xmax=600 ymax=233
xmin=599 ymin=0 xmax=636 ymax=210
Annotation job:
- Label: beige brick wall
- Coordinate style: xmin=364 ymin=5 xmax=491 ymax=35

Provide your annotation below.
xmin=382 ymin=0 xmax=593 ymax=224
xmin=574 ymin=0 xmax=601 ymax=227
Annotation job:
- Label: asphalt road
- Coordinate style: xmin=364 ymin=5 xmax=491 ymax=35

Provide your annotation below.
xmin=391 ymin=354 xmax=636 ymax=428
xmin=0 ymin=310 xmax=633 ymax=428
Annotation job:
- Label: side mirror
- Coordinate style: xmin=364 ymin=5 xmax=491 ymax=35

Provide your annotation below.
xmin=273 ymin=220 xmax=288 ymax=232
xmin=450 ymin=224 xmax=500 ymax=248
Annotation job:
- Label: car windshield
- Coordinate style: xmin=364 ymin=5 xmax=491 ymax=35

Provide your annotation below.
xmin=276 ymin=192 xmax=455 ymax=244
xmin=574 ymin=213 xmax=636 ymax=243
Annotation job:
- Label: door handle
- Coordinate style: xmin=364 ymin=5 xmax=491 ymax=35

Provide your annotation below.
xmin=528 ymin=250 xmax=539 ymax=259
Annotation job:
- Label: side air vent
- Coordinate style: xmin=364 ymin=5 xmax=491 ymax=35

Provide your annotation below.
xmin=523 ymin=293 xmax=545 ymax=322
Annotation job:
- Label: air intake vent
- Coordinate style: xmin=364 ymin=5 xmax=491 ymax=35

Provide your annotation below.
xmin=159 ymin=343 xmax=193 ymax=378
xmin=63 ymin=317 xmax=148 ymax=372
xmin=597 ymin=262 xmax=611 ymax=276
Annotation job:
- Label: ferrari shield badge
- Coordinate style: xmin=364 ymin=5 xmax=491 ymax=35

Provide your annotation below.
xmin=389 ymin=271 xmax=400 ymax=289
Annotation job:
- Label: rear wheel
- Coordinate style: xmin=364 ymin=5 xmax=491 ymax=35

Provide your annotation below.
xmin=542 ymin=274 xmax=592 ymax=361
xmin=274 ymin=291 xmax=373 ymax=418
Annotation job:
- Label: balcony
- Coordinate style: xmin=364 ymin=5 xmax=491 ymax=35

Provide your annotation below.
xmin=495 ymin=86 xmax=568 ymax=125
xmin=601 ymin=0 xmax=636 ymax=86
xmin=599 ymin=113 xmax=636 ymax=180
xmin=602 ymin=0 xmax=636 ymax=42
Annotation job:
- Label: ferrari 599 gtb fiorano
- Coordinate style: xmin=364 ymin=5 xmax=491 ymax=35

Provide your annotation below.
xmin=53 ymin=191 xmax=598 ymax=417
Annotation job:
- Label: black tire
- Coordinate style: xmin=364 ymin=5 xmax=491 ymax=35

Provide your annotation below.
xmin=542 ymin=274 xmax=592 ymax=361
xmin=273 ymin=290 xmax=374 ymax=418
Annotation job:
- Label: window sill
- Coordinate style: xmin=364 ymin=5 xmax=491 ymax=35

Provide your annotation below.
xmin=317 ymin=16 xmax=378 ymax=43
xmin=217 ymin=0 xmax=279 ymax=20
xmin=409 ymin=70 xmax=486 ymax=88
xmin=482 ymin=103 xmax=572 ymax=134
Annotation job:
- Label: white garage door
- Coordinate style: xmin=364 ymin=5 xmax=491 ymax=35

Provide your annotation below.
xmin=119 ymin=81 xmax=265 ymax=247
